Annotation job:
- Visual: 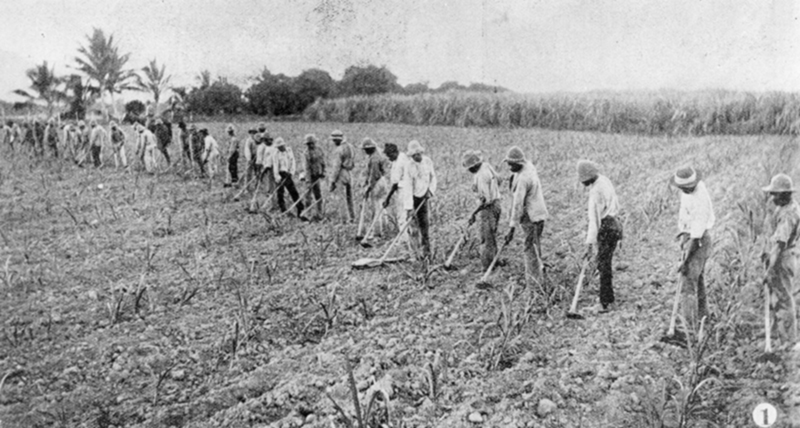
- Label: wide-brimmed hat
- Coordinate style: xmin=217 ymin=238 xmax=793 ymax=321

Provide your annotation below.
xmin=462 ymin=150 xmax=482 ymax=169
xmin=274 ymin=137 xmax=286 ymax=148
xmin=305 ymin=134 xmax=317 ymax=145
xmin=361 ymin=138 xmax=376 ymax=150
xmin=763 ymin=173 xmax=796 ymax=193
xmin=407 ymin=140 xmax=424 ymax=155
xmin=331 ymin=130 xmax=344 ymax=140
xmin=109 ymin=121 xmax=118 ymax=128
xmin=258 ymin=122 xmax=267 ymax=131
xmin=226 ymin=124 xmax=235 ymax=133
xmin=504 ymin=146 xmax=526 ymax=164
xmin=672 ymin=166 xmax=701 ymax=189
xmin=577 ymin=160 xmax=600 ymax=182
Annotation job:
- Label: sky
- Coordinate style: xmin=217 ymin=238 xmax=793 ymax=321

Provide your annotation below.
xmin=1 ymin=0 xmax=799 ymax=102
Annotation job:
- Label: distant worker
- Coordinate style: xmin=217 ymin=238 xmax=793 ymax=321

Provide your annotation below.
xmin=672 ymin=166 xmax=714 ymax=333
xmin=463 ymin=150 xmax=501 ymax=270
xmin=190 ymin=124 xmax=205 ymax=175
xmin=136 ymin=123 xmax=158 ymax=173
xmin=362 ymin=138 xmax=390 ymax=238
xmin=261 ymin=132 xmax=279 ymax=210
xmin=243 ymin=128 xmax=258 ymax=186
xmin=2 ymin=121 xmax=13 ymax=151
xmin=200 ymin=128 xmax=220 ymax=179
xmin=304 ymin=134 xmax=326 ymax=220
xmin=762 ymin=173 xmax=800 ymax=345
xmin=329 ymin=130 xmax=356 ymax=222
xmin=154 ymin=118 xmax=172 ymax=166
xmin=383 ymin=143 xmax=414 ymax=252
xmin=407 ymin=140 xmax=437 ymax=259
xmin=110 ymin=121 xmax=128 ymax=169
xmin=273 ymin=138 xmax=308 ymax=220
xmin=44 ymin=118 xmax=60 ymax=158
xmin=577 ymin=160 xmax=622 ymax=312
xmin=225 ymin=124 xmax=240 ymax=186
xmin=89 ymin=120 xmax=107 ymax=168
xmin=178 ymin=121 xmax=191 ymax=166
xmin=504 ymin=146 xmax=549 ymax=284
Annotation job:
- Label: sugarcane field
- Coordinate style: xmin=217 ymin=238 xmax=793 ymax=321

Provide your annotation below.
xmin=2 ymin=2 xmax=800 ymax=428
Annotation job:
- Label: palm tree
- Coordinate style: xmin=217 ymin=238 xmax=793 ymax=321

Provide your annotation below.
xmin=135 ymin=58 xmax=171 ymax=111
xmin=14 ymin=61 xmax=63 ymax=117
xmin=74 ymin=28 xmax=136 ymax=120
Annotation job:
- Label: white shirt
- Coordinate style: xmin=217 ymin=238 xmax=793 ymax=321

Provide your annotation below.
xmin=273 ymin=147 xmax=296 ymax=181
xmin=243 ymin=136 xmax=255 ymax=162
xmin=472 ymin=162 xmax=500 ymax=203
xmin=257 ymin=144 xmax=277 ymax=168
xmin=390 ymin=152 xmax=414 ymax=210
xmin=678 ymin=180 xmax=715 ymax=239
xmin=409 ymin=155 xmax=437 ymax=198
xmin=585 ymin=174 xmax=620 ymax=244
xmin=203 ymin=135 xmax=220 ymax=159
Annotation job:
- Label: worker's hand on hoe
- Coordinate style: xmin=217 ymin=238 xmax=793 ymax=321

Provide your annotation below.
xmin=504 ymin=227 xmax=515 ymax=246
xmin=675 ymin=232 xmax=690 ymax=248
xmin=382 ymin=198 xmax=391 ymax=209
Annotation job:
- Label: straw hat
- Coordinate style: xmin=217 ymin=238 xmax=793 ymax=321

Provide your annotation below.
xmin=274 ymin=137 xmax=286 ymax=148
xmin=577 ymin=160 xmax=600 ymax=182
xmin=504 ymin=146 xmax=526 ymax=164
xmin=361 ymin=138 xmax=376 ymax=150
xmin=407 ymin=140 xmax=424 ymax=155
xmin=763 ymin=173 xmax=796 ymax=193
xmin=226 ymin=124 xmax=235 ymax=133
xmin=305 ymin=134 xmax=318 ymax=145
xmin=672 ymin=166 xmax=701 ymax=189
xmin=331 ymin=130 xmax=344 ymax=140
xmin=462 ymin=150 xmax=482 ymax=169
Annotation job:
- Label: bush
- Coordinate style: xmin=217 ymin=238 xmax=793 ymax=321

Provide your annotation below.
xmin=187 ymin=79 xmax=243 ymax=115
xmin=123 ymin=100 xmax=145 ymax=124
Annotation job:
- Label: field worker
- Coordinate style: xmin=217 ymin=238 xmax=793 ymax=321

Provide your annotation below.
xmin=504 ymin=146 xmax=549 ymax=284
xmin=304 ymin=134 xmax=326 ymax=220
xmin=762 ymin=173 xmax=800 ymax=344
xmin=406 ymin=140 xmax=437 ymax=259
xmin=578 ymin=160 xmax=622 ymax=312
xmin=154 ymin=118 xmax=172 ymax=166
xmin=44 ymin=118 xmax=60 ymax=158
xmin=178 ymin=121 xmax=191 ymax=165
xmin=10 ymin=121 xmax=21 ymax=151
xmin=109 ymin=122 xmax=127 ymax=169
xmin=260 ymin=132 xmax=280 ymax=211
xmin=673 ymin=166 xmax=715 ymax=333
xmin=362 ymin=138 xmax=390 ymax=238
xmin=136 ymin=123 xmax=158 ymax=173
xmin=190 ymin=124 xmax=205 ymax=175
xmin=225 ymin=124 xmax=240 ymax=186
xmin=329 ymin=130 xmax=356 ymax=222
xmin=200 ymin=128 xmax=220 ymax=179
xmin=89 ymin=120 xmax=108 ymax=168
xmin=2 ymin=121 xmax=13 ymax=151
xmin=383 ymin=143 xmax=414 ymax=252
xmin=464 ymin=150 xmax=502 ymax=270
xmin=33 ymin=120 xmax=45 ymax=156
xmin=243 ymin=128 xmax=258 ymax=186
xmin=273 ymin=138 xmax=308 ymax=220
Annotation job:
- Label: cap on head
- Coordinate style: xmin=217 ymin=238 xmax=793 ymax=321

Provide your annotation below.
xmin=189 ymin=124 xmax=197 ymax=130
xmin=763 ymin=173 xmax=796 ymax=193
xmin=577 ymin=160 xmax=600 ymax=182
xmin=503 ymin=146 xmax=526 ymax=164
xmin=361 ymin=138 xmax=376 ymax=150
xmin=407 ymin=140 xmax=424 ymax=156
xmin=226 ymin=124 xmax=235 ymax=133
xmin=274 ymin=137 xmax=286 ymax=148
xmin=258 ymin=122 xmax=267 ymax=131
xmin=89 ymin=120 xmax=97 ymax=127
xmin=331 ymin=130 xmax=344 ymax=140
xmin=462 ymin=150 xmax=482 ymax=169
xmin=384 ymin=143 xmax=398 ymax=155
xmin=110 ymin=121 xmax=118 ymax=128
xmin=248 ymin=129 xmax=257 ymax=134
xmin=672 ymin=166 xmax=700 ymax=189
xmin=305 ymin=134 xmax=318 ymax=145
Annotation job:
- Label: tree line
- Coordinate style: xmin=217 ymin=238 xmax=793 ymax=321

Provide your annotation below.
xmin=11 ymin=28 xmax=507 ymax=122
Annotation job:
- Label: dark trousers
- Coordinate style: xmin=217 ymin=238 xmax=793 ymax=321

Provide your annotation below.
xmin=413 ymin=196 xmax=431 ymax=257
xmin=522 ymin=220 xmax=545 ymax=282
xmin=345 ymin=183 xmax=354 ymax=220
xmin=49 ymin=143 xmax=59 ymax=158
xmin=480 ymin=200 xmax=502 ymax=270
xmin=277 ymin=173 xmax=305 ymax=216
xmin=91 ymin=145 xmax=101 ymax=167
xmin=158 ymin=144 xmax=171 ymax=165
xmin=228 ymin=151 xmax=239 ymax=183
xmin=597 ymin=216 xmax=623 ymax=306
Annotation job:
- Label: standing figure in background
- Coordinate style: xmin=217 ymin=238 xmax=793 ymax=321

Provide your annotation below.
xmin=110 ymin=122 xmax=128 ymax=169
xmin=463 ymin=150 xmax=501 ymax=271
xmin=243 ymin=128 xmax=258 ymax=187
xmin=44 ymin=118 xmax=60 ymax=158
xmin=672 ymin=166 xmax=714 ymax=334
xmin=190 ymin=124 xmax=205 ymax=176
xmin=225 ymin=124 xmax=240 ymax=186
xmin=33 ymin=120 xmax=45 ymax=156
xmin=178 ymin=121 xmax=191 ymax=166
xmin=76 ymin=120 xmax=90 ymax=166
xmin=3 ymin=121 xmax=14 ymax=151
xmin=383 ymin=143 xmax=414 ymax=252
xmin=89 ymin=120 xmax=107 ymax=168
xmin=273 ymin=138 xmax=308 ymax=220
xmin=154 ymin=118 xmax=172 ymax=166
xmin=362 ymin=138 xmax=390 ymax=238
xmin=329 ymin=130 xmax=356 ymax=222
xmin=136 ymin=123 xmax=158 ymax=173
xmin=407 ymin=140 xmax=437 ymax=260
xmin=304 ymin=134 xmax=327 ymax=220
xmin=503 ymin=146 xmax=549 ymax=285
xmin=201 ymin=128 xmax=220 ymax=179
xmin=577 ymin=160 xmax=622 ymax=312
